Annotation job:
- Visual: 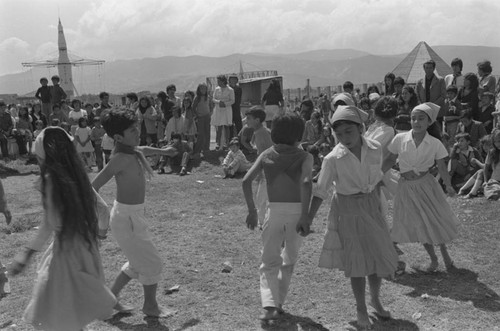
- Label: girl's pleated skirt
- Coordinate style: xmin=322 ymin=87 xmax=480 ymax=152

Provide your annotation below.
xmin=319 ymin=189 xmax=398 ymax=278
xmin=391 ymin=173 xmax=459 ymax=244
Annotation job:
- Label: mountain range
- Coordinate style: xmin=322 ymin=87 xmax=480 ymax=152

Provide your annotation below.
xmin=1 ymin=45 xmax=499 ymax=96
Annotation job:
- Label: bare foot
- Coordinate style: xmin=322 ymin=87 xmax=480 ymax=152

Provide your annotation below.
xmin=114 ymin=302 xmax=134 ymax=313
xmin=259 ymin=307 xmax=281 ymax=321
xmin=3 ymin=210 xmax=11 ymax=225
xmin=142 ymin=306 xmax=177 ymax=318
xmin=370 ymin=299 xmax=391 ymax=320
xmin=356 ymin=309 xmax=372 ymax=329
xmin=412 ymin=260 xmax=438 ymax=273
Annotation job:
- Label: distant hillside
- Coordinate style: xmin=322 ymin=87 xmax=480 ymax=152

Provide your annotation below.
xmin=0 ymin=45 xmax=498 ymax=95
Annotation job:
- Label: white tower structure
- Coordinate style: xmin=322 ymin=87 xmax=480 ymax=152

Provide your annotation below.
xmin=57 ymin=18 xmax=74 ymax=97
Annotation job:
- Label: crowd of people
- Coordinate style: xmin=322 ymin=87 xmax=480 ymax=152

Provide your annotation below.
xmin=0 ymin=56 xmax=500 ymax=330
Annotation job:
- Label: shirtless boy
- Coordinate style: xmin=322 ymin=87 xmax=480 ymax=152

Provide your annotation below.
xmin=242 ymin=114 xmax=313 ymax=320
xmin=92 ymin=109 xmax=177 ymax=317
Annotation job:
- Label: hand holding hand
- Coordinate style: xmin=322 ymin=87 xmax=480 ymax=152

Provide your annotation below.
xmin=296 ymin=219 xmax=311 ymax=237
xmin=446 ymin=185 xmax=456 ymax=197
xmin=246 ymin=209 xmax=258 ymax=230
xmin=219 ymin=101 xmax=226 ymax=108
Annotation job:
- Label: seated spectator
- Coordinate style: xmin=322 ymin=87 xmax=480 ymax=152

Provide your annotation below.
xmin=157 ymin=133 xmax=191 ymax=176
xmin=164 ymin=106 xmax=184 ymax=142
xmin=476 ymin=92 xmax=495 ymax=133
xmin=449 ymin=133 xmax=482 ymax=189
xmin=222 ymin=138 xmax=251 ymax=178
xmin=458 ymin=134 xmax=491 ymax=197
xmin=314 ymin=125 xmax=335 ymax=148
xmin=482 ymin=129 xmax=500 ymax=200
xmin=301 ymin=110 xmax=323 ymax=148
xmin=456 ymin=108 xmax=487 ymax=148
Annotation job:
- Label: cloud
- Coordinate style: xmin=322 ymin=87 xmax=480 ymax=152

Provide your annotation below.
xmin=0 ymin=37 xmax=30 ymax=75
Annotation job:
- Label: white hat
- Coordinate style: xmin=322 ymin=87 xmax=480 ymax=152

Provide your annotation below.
xmin=331 ymin=105 xmax=368 ymax=126
xmin=412 ymin=102 xmax=441 ymax=124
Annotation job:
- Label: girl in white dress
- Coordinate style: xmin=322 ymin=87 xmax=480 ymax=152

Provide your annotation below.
xmin=212 ymin=75 xmax=234 ymax=150
xmin=383 ymin=102 xmax=458 ymax=273
xmin=75 ymin=117 xmax=94 ymax=171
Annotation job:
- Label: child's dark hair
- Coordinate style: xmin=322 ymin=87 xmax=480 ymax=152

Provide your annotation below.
xmin=51 ymin=118 xmax=61 ymax=126
xmin=394 ymin=76 xmax=405 ymax=86
xmin=367 ymin=84 xmax=380 ymax=95
xmin=93 ymin=116 xmax=101 ymax=123
xmin=271 ymin=114 xmax=305 ymax=145
xmin=126 ymin=92 xmax=138 ymax=103
xmin=84 ymin=103 xmax=93 ymax=109
xmin=463 ymin=73 xmax=479 ymax=91
xmin=246 ymin=106 xmax=266 ymax=123
xmin=78 ymin=117 xmax=88 ymax=128
xmin=195 ymin=83 xmax=209 ymax=100
xmin=374 ymin=96 xmax=398 ymax=119
xmin=171 ymin=133 xmax=182 ymax=140
xmin=359 ymin=97 xmax=370 ymax=110
xmin=40 ymin=77 xmax=48 ymax=84
xmin=460 ymin=108 xmax=474 ymax=119
xmin=101 ymin=109 xmax=137 ymax=137
xmin=52 ymin=103 xmax=61 ymax=110
xmin=71 ymin=99 xmax=81 ymax=108
xmin=455 ymin=132 xmax=471 ymax=142
xmin=35 ymin=119 xmax=44 ymax=127
xmin=51 ymin=75 xmax=60 ymax=82
xmin=217 ymin=75 xmax=228 ymax=85
xmin=18 ymin=106 xmax=30 ymax=120
xmin=40 ymin=127 xmax=98 ymax=248
xmin=166 ymin=84 xmax=176 ymax=93
xmin=343 ymin=81 xmax=354 ymax=91
xmin=451 ymin=58 xmax=463 ymax=71
xmin=138 ymin=96 xmax=151 ymax=111
xmin=446 ymin=85 xmax=458 ymax=95
xmin=99 ymin=91 xmax=109 ymax=99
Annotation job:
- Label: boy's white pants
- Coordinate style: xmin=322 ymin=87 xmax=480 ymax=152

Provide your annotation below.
xmin=110 ymin=201 xmax=163 ymax=285
xmin=260 ymin=203 xmax=303 ymax=308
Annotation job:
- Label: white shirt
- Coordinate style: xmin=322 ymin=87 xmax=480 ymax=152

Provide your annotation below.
xmin=314 ymin=137 xmax=383 ymax=198
xmin=365 ymin=121 xmax=395 ymax=158
xmin=387 ymin=130 xmax=448 ymax=175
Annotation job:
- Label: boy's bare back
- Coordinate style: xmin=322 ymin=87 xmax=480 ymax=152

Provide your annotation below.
xmin=93 ymin=152 xmax=146 ymax=205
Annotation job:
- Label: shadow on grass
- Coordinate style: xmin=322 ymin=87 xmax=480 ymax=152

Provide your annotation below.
xmin=346 ymin=315 xmax=419 ymax=330
xmin=260 ymin=313 xmax=330 ymax=331
xmin=105 ymin=312 xmax=201 ymax=331
xmin=392 ymin=267 xmax=500 ymax=312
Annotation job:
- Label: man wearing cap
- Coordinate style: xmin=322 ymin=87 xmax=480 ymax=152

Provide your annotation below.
xmin=416 ymin=60 xmax=446 ymax=124
xmin=228 ymin=75 xmax=243 ymax=139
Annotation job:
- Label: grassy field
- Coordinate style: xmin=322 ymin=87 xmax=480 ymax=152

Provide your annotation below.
xmin=1 ymin=152 xmax=500 ymax=331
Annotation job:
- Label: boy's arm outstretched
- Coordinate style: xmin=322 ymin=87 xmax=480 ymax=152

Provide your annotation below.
xmin=138 ymin=145 xmax=178 ymax=157
xmin=242 ymin=154 xmax=264 ymax=230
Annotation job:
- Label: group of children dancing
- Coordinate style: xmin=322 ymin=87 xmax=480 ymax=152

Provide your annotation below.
xmin=0 ymin=95 xmax=488 ymax=330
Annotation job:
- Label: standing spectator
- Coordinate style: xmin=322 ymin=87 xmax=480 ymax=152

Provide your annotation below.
xmin=458 ymin=73 xmax=480 ymax=117
xmin=35 ymin=77 xmax=51 ymax=118
xmin=212 ymin=75 xmax=235 ymax=150
xmin=14 ymin=107 xmax=33 ymax=155
xmin=48 ymin=104 xmax=68 ymax=126
xmin=342 ymin=81 xmax=357 ymax=105
xmin=393 ymin=76 xmax=405 ymax=99
xmin=416 ymin=60 xmax=447 ymax=123
xmin=94 ymin=92 xmax=112 ymax=118
xmin=262 ymin=79 xmax=284 ymax=128
xmin=442 ymin=85 xmax=462 ymax=145
xmin=445 ymin=58 xmax=465 ymax=89
xmin=384 ymin=72 xmax=395 ymax=96
xmin=166 ymin=84 xmax=181 ymax=109
xmin=156 ymin=91 xmax=170 ymax=141
xmin=477 ymin=60 xmax=497 ymax=99
xmin=395 ymin=86 xmax=418 ymax=132
xmin=299 ymin=99 xmax=315 ymax=122
xmin=30 ymin=103 xmax=47 ymax=130
xmin=193 ymin=83 xmax=213 ymax=157
xmin=0 ymin=100 xmax=25 ymax=159
xmin=68 ymin=99 xmax=87 ymax=135
xmin=49 ymin=75 xmax=67 ymax=109
xmin=228 ymin=75 xmax=243 ymax=139
xmin=136 ymin=96 xmax=157 ymax=146
xmin=90 ymin=117 xmax=106 ymax=171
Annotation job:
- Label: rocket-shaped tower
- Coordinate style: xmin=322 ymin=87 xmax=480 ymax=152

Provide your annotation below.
xmin=57 ymin=18 xmax=74 ymax=97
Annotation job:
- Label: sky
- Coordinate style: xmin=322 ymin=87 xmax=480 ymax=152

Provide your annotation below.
xmin=0 ymin=0 xmax=499 ymax=76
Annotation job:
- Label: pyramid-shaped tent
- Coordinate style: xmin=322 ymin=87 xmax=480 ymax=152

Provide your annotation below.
xmin=392 ymin=41 xmax=452 ymax=84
